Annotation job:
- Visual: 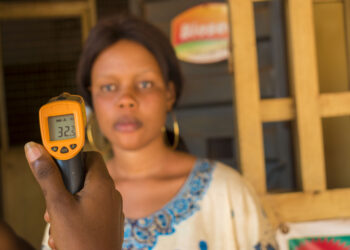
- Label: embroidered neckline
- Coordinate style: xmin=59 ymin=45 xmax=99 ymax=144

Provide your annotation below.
xmin=122 ymin=159 xmax=215 ymax=250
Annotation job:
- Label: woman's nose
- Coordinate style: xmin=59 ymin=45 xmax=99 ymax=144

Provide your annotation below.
xmin=117 ymin=91 xmax=137 ymax=109
xmin=119 ymin=100 xmax=135 ymax=108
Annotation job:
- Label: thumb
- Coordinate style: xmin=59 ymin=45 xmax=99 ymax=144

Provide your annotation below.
xmin=24 ymin=142 xmax=73 ymax=211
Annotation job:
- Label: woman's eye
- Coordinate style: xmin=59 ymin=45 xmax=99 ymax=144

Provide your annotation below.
xmin=138 ymin=81 xmax=153 ymax=89
xmin=100 ymin=84 xmax=117 ymax=92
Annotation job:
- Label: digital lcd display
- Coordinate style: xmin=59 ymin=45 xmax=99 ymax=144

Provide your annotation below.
xmin=48 ymin=114 xmax=76 ymax=141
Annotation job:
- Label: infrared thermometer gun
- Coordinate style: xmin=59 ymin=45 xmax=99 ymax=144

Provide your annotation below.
xmin=39 ymin=93 xmax=86 ymax=194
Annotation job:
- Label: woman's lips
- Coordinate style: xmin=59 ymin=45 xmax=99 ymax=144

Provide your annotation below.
xmin=113 ymin=116 xmax=142 ymax=132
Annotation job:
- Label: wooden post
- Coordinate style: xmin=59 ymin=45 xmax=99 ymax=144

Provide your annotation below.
xmin=228 ymin=0 xmax=266 ymax=194
xmin=344 ymin=0 xmax=350 ymax=84
xmin=81 ymin=11 xmax=91 ymax=43
xmin=286 ymin=0 xmax=326 ymax=192
xmin=0 ymin=2 xmax=88 ymax=19
xmin=82 ymin=0 xmax=97 ymax=43
xmin=88 ymin=0 xmax=97 ymax=26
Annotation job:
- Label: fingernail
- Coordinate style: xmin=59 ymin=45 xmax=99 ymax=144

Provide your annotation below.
xmin=24 ymin=142 xmax=42 ymax=162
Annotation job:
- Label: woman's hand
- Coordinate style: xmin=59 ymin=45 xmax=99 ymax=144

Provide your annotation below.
xmin=24 ymin=142 xmax=124 ymax=250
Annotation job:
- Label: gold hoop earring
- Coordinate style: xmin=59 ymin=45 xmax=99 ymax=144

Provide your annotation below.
xmin=86 ymin=113 xmax=99 ymax=151
xmin=163 ymin=112 xmax=180 ymax=150
xmin=86 ymin=113 xmax=111 ymax=154
xmin=86 ymin=116 xmax=97 ymax=151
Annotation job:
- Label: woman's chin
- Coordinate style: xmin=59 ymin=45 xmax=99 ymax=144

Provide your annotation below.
xmin=109 ymin=134 xmax=162 ymax=152
xmin=117 ymin=143 xmax=145 ymax=151
xmin=110 ymin=137 xmax=149 ymax=151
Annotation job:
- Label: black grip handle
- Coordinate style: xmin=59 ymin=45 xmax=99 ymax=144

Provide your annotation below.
xmin=55 ymin=152 xmax=85 ymax=194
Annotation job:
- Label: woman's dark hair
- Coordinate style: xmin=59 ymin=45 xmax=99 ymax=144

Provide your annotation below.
xmin=77 ymin=14 xmax=183 ymax=108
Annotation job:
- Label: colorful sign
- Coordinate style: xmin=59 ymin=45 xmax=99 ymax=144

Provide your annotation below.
xmin=290 ymin=236 xmax=350 ymax=249
xmin=171 ymin=3 xmax=229 ymax=64
xmin=276 ymin=219 xmax=350 ymax=250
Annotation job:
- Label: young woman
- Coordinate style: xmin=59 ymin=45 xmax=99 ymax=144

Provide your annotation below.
xmin=42 ymin=15 xmax=277 ymax=250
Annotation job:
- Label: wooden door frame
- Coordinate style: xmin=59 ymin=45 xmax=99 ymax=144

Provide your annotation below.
xmin=0 ymin=0 xmax=96 ymax=218
xmin=228 ymin=0 xmax=350 ymax=226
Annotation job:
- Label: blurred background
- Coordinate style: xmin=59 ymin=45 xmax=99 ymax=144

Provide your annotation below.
xmin=0 ymin=0 xmax=350 ymax=248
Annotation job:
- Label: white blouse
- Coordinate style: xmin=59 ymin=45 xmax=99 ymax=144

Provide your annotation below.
xmin=42 ymin=159 xmax=277 ymax=250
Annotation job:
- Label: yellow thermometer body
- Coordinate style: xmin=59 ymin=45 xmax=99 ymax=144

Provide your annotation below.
xmin=39 ymin=93 xmax=86 ymax=193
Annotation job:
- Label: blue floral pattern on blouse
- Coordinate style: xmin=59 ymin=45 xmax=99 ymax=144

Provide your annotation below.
xmin=254 ymin=242 xmax=276 ymax=250
xmin=122 ymin=159 xmax=214 ymax=250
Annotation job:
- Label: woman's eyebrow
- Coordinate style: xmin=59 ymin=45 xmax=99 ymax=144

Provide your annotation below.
xmin=135 ymin=68 xmax=160 ymax=77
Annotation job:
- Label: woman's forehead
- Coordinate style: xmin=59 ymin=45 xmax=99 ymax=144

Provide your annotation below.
xmin=92 ymin=40 xmax=162 ymax=77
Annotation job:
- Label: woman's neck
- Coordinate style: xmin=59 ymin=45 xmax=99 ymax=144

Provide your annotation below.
xmin=107 ymin=137 xmax=173 ymax=181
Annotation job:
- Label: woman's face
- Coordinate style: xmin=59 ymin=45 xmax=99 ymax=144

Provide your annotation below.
xmin=91 ymin=39 xmax=175 ymax=151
